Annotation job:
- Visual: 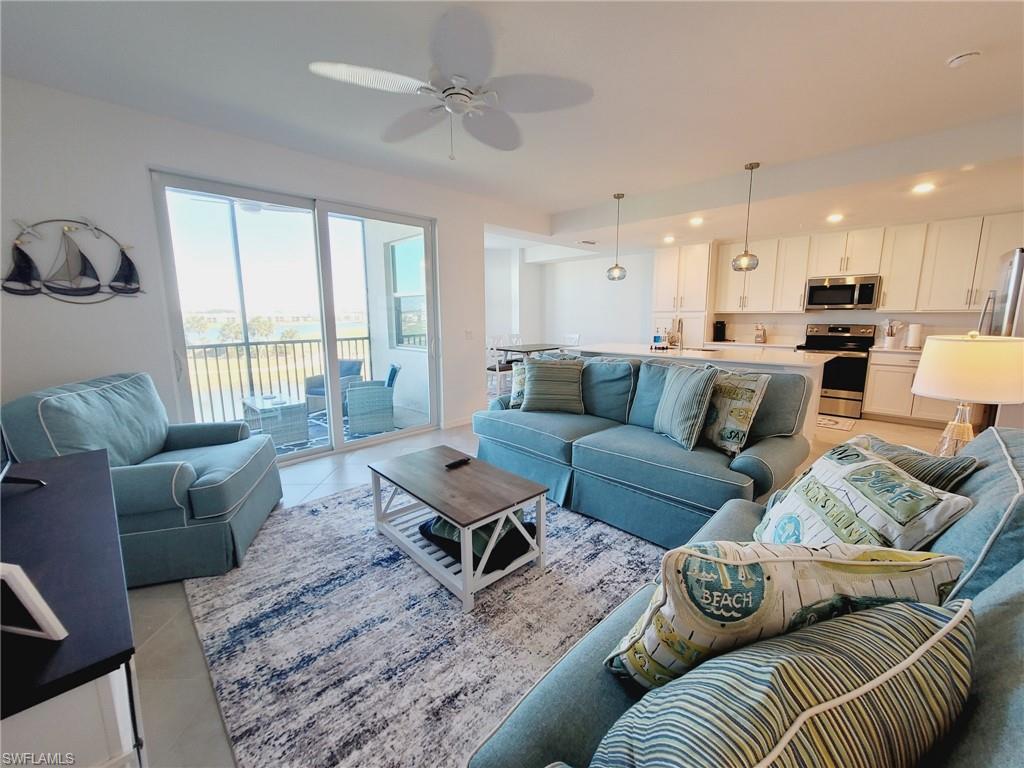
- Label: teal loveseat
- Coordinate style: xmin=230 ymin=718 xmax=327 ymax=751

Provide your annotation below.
xmin=2 ymin=373 xmax=282 ymax=587
xmin=468 ymin=426 xmax=1024 ymax=768
xmin=473 ymin=358 xmax=811 ymax=548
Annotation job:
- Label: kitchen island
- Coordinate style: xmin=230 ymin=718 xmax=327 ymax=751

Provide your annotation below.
xmin=575 ymin=343 xmax=835 ymax=439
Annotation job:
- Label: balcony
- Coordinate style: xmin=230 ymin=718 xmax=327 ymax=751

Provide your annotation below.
xmin=184 ymin=336 xmax=425 ymax=456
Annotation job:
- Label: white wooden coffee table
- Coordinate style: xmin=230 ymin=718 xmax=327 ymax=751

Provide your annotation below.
xmin=368 ymin=446 xmax=548 ymax=612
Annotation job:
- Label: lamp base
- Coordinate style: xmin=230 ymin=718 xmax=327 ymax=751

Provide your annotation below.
xmin=935 ymin=402 xmax=975 ymax=457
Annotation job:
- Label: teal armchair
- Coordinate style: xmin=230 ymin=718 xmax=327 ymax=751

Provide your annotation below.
xmin=1 ymin=373 xmax=282 ymax=586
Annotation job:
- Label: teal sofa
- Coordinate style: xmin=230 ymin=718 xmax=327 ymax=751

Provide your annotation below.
xmin=468 ymin=426 xmax=1024 ymax=768
xmin=473 ymin=358 xmax=811 ymax=548
xmin=2 ymin=373 xmax=282 ymax=587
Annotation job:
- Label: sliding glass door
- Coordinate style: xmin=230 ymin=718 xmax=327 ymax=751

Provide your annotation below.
xmin=317 ymin=203 xmax=437 ymax=443
xmin=154 ymin=173 xmax=437 ymax=459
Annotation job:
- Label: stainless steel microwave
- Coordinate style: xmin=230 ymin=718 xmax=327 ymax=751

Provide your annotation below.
xmin=805 ymin=275 xmax=881 ymax=310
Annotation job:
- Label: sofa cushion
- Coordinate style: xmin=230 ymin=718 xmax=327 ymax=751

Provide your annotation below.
xmin=931 ymin=426 xmax=1024 ymax=600
xmin=653 ymin=365 xmax=719 ymax=449
xmin=581 ymin=358 xmax=639 ymax=423
xmin=144 ymin=434 xmax=277 ymax=519
xmin=472 ymin=410 xmax=620 ymax=465
xmin=627 ymin=360 xmax=702 ymax=429
xmin=928 ymin=560 xmax=1024 ymax=768
xmin=2 ymin=372 xmax=168 ymax=467
xmin=572 ymin=425 xmax=755 ymax=513
xmin=748 ymin=371 xmax=811 ymax=441
xmin=755 ymin=442 xmax=973 ymax=550
xmin=606 ymin=540 xmax=963 ymax=689
xmin=521 ymin=358 xmax=585 ymax=414
xmin=592 ymin=600 xmax=975 ymax=768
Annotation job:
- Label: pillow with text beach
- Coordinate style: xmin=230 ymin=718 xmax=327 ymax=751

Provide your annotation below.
xmin=754 ymin=442 xmax=973 ymax=550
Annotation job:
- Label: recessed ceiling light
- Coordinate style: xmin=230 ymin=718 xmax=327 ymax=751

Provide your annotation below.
xmin=912 ymin=182 xmax=936 ymax=195
xmin=960 ymin=164 xmax=976 ymax=172
xmin=826 ymin=213 xmax=844 ymax=224
xmin=689 ymin=216 xmax=704 ymax=227
xmin=663 ymin=235 xmax=676 ymax=244
xmin=946 ymin=51 xmax=981 ymax=69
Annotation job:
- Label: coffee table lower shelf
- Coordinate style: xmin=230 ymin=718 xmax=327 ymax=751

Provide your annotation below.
xmin=371 ymin=477 xmax=546 ymax=613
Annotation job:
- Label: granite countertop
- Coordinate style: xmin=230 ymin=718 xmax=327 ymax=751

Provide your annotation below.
xmin=576 ymin=343 xmax=834 ymax=368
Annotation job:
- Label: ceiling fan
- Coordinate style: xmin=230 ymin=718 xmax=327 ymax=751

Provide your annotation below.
xmin=309 ymin=6 xmax=593 ymax=158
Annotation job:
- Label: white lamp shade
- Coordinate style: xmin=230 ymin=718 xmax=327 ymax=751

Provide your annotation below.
xmin=912 ymin=334 xmax=1024 ymax=404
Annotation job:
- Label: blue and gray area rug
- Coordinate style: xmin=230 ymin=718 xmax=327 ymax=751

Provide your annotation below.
xmin=184 ymin=484 xmax=663 ymax=768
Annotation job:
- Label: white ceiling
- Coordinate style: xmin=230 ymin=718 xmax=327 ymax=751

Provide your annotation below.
xmin=3 ymin=1 xmax=1022 ymax=217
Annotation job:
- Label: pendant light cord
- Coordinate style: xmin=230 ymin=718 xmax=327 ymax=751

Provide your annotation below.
xmin=615 ymin=195 xmax=621 ymax=267
xmin=743 ymin=166 xmax=753 ymax=252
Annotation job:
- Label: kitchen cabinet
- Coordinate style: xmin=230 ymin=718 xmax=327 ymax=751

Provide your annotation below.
xmin=773 ymin=235 xmax=810 ymax=312
xmin=916 ymin=217 xmax=984 ymax=311
xmin=808 ymin=232 xmax=848 ymax=276
xmin=678 ymin=313 xmax=706 ymax=349
xmin=864 ymin=364 xmax=916 ymax=416
xmin=715 ymin=240 xmax=778 ymax=312
xmin=970 ymin=211 xmax=1024 ymax=311
xmin=910 ymin=394 xmax=956 ymax=422
xmin=844 ymin=227 xmax=884 ymax=275
xmin=677 ymin=243 xmax=710 ymax=312
xmin=652 ymin=247 xmax=680 ymax=313
xmin=878 ymin=223 xmax=927 ymax=311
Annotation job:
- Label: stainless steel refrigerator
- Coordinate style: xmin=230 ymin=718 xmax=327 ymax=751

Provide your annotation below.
xmin=983 ymin=247 xmax=1024 ymax=427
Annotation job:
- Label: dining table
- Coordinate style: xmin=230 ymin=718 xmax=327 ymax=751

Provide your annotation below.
xmin=494 ymin=343 xmax=569 ymax=362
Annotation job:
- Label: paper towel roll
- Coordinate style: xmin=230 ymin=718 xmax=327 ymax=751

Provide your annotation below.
xmin=905 ymin=323 xmax=923 ymax=349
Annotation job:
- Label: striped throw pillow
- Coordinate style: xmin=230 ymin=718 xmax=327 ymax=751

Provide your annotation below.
xmin=593 ymin=599 xmax=975 ymax=768
xmin=606 ymin=540 xmax=963 ymax=689
xmin=520 ymin=358 xmax=585 ymax=414
xmin=848 ymin=434 xmax=981 ymax=490
xmin=652 ymin=365 xmax=719 ymax=449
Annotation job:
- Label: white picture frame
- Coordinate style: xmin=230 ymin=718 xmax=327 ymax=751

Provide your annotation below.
xmin=1 ymin=562 xmax=69 ymax=641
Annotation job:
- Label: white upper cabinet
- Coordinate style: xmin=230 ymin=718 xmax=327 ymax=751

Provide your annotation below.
xmin=716 ymin=243 xmax=746 ymax=312
xmin=742 ymin=239 xmax=779 ymax=312
xmin=844 ymin=227 xmax=884 ymax=275
xmin=971 ymin=211 xmax=1024 ymax=310
xmin=917 ymin=217 xmax=984 ymax=311
xmin=878 ymin=224 xmax=927 ymax=311
xmin=677 ymin=243 xmax=710 ymax=312
xmin=773 ymin=235 xmax=810 ymax=312
xmin=808 ymin=232 xmax=848 ymax=276
xmin=652 ymin=247 xmax=680 ymax=312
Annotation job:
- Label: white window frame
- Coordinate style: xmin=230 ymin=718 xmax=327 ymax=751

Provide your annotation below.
xmin=385 ymin=234 xmax=428 ymax=352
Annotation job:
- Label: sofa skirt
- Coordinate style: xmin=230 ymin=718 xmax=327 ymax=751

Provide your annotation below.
xmin=477 ymin=438 xmax=574 ymax=506
xmin=569 ymin=471 xmax=712 ymax=549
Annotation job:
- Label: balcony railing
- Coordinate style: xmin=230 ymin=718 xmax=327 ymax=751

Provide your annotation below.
xmin=185 ymin=337 xmax=372 ymax=423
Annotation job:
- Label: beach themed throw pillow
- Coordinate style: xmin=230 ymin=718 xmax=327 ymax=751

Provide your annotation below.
xmin=605 ymin=540 xmax=963 ymax=690
xmin=508 ymin=362 xmax=527 ymax=408
xmin=754 ymin=442 xmax=973 ymax=550
xmin=847 ymin=434 xmax=981 ymax=491
xmin=702 ymin=370 xmax=771 ymax=455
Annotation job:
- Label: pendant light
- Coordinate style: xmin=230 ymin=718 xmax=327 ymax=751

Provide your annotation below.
xmin=732 ymin=162 xmax=761 ymax=272
xmin=606 ymin=193 xmax=627 ymax=281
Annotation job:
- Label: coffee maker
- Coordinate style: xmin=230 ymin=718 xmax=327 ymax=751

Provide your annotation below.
xmin=712 ymin=321 xmax=727 ymax=342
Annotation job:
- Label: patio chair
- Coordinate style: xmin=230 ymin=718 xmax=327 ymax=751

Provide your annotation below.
xmin=305 ymin=359 xmax=364 ymax=414
xmin=346 ymin=364 xmax=401 ymax=436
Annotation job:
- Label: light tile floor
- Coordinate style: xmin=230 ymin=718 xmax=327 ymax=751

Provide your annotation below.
xmin=130 ymin=417 xmax=939 ymax=767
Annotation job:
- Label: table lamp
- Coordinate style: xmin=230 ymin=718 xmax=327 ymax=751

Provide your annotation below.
xmin=912 ymin=332 xmax=1024 ymax=456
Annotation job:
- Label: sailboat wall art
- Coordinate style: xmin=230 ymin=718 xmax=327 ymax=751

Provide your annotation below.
xmin=3 ymin=218 xmax=141 ymax=303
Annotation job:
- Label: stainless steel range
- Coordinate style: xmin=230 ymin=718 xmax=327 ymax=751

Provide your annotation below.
xmin=796 ymin=324 xmax=876 ymax=418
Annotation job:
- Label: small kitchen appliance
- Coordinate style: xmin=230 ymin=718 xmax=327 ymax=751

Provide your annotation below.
xmin=712 ymin=321 xmax=727 ymax=342
xmin=805 ymin=275 xmax=881 ymax=310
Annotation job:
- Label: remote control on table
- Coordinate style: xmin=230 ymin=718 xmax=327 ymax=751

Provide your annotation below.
xmin=444 ymin=457 xmax=472 ymax=470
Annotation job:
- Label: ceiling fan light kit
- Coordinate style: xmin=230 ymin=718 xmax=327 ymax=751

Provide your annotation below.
xmin=606 ymin=193 xmax=627 ymax=282
xmin=308 ymin=7 xmax=592 ymax=160
xmin=732 ymin=161 xmax=761 ymax=272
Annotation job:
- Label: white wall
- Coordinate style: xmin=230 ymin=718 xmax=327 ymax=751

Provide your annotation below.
xmin=0 ymin=78 xmax=548 ymax=427
xmin=517 ymin=259 xmax=545 ymax=342
xmin=484 ymin=248 xmax=516 ymax=340
xmin=542 ymin=252 xmax=653 ymax=345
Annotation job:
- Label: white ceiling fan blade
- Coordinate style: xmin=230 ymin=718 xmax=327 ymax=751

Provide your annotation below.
xmin=463 ymin=108 xmax=521 ymax=151
xmin=430 ymin=6 xmax=493 ymax=86
xmin=309 ymin=62 xmax=430 ymax=95
xmin=381 ymin=107 xmax=447 ymax=143
xmin=484 ymin=74 xmax=594 ymax=113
